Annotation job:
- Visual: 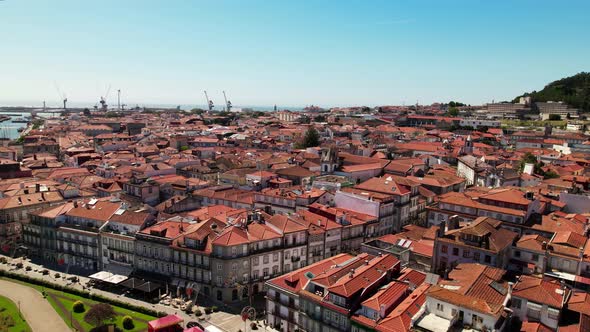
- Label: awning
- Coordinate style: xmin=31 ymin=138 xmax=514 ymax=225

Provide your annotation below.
xmin=148 ymin=314 xmax=184 ymax=330
xmin=119 ymin=277 xmax=144 ymax=290
xmin=89 ymin=271 xmax=114 ymax=282
xmin=103 ymin=274 xmax=128 ymax=284
xmin=137 ymin=281 xmax=162 ymax=293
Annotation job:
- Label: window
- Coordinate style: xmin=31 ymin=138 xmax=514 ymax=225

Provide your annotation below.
xmin=273 ymin=253 xmax=279 ymax=262
xmin=473 ymin=252 xmax=480 ymax=261
xmin=263 ymin=255 xmax=269 ymax=264
xmin=532 ymin=254 xmax=539 ymax=261
xmin=231 ymin=247 xmax=237 ymax=256
xmin=463 ymin=250 xmax=470 ymax=258
xmin=263 ymin=268 xmax=269 ymax=277
xmin=253 ymin=257 xmax=259 ymax=266
xmin=484 ymin=255 xmax=491 ymax=263
xmin=217 ymin=263 xmax=222 ymax=271
xmin=512 ymin=298 xmax=521 ymax=309
xmin=436 ymin=303 xmax=444 ymax=312
xmin=472 ymin=314 xmax=483 ymax=325
xmin=232 ymin=263 xmax=237 ymax=271
xmin=514 ymin=250 xmax=521 ymax=258
xmin=216 ymin=276 xmax=222 ymax=285
xmin=272 ymin=266 xmax=279 ymax=275
xmin=452 ymin=248 xmax=459 ymax=256
xmin=441 ymin=245 xmax=448 ymax=254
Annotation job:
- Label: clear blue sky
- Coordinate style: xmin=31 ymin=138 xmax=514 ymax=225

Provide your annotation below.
xmin=1 ymin=0 xmax=589 ymax=108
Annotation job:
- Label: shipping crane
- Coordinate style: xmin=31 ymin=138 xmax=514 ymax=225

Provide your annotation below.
xmin=223 ymin=91 xmax=232 ymax=112
xmin=204 ymin=90 xmax=214 ymax=111
xmin=99 ymin=84 xmax=111 ymax=111
xmin=53 ymin=82 xmax=68 ymax=110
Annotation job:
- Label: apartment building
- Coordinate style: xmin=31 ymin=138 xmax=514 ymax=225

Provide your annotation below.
xmin=297 ymin=253 xmax=400 ymax=332
xmin=414 ymin=263 xmax=510 ymax=332
xmin=511 ymin=275 xmax=569 ymax=329
xmin=432 ymin=216 xmax=518 ymax=274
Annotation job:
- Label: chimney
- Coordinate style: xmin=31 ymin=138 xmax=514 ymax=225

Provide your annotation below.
xmin=448 ymin=215 xmax=459 ymax=231
xmin=364 ymin=259 xmax=369 ymax=265
xmin=438 ymin=220 xmax=445 ymax=237
xmin=542 ymin=241 xmax=547 ymax=251
xmin=74 ymin=201 xmax=78 ymax=208
xmin=580 ymin=247 xmax=585 ymax=259
xmin=19 ymin=182 xmax=24 ymax=189
xmin=33 ymin=154 xmax=37 ymax=160
xmin=317 ymin=219 xmax=322 ymax=226
xmin=379 ymin=304 xmax=386 ymax=319
xmin=36 ymin=183 xmax=40 ymax=192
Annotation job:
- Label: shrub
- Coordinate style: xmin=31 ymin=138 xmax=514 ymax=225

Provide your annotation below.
xmin=73 ymin=301 xmax=85 ymax=313
xmin=204 ymin=307 xmax=212 ymax=315
xmin=211 ymin=306 xmax=218 ymax=312
xmin=54 ymin=273 xmax=61 ymax=278
xmin=122 ymin=316 xmax=134 ymax=330
xmin=25 ymin=266 xmax=32 ymax=271
xmin=15 ymin=262 xmax=23 ymax=269
xmin=251 ymin=322 xmax=258 ymax=330
xmin=0 ymin=257 xmax=7 ymax=264
xmin=194 ymin=309 xmax=202 ymax=317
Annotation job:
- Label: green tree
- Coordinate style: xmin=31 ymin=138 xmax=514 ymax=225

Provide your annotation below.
xmin=313 ymin=115 xmax=327 ymax=123
xmin=298 ymin=127 xmax=320 ymax=148
xmin=518 ymin=152 xmax=544 ymax=174
xmin=84 ymin=303 xmax=116 ymax=327
xmin=448 ymin=107 xmax=459 ymax=117
xmin=544 ymin=171 xmax=560 ymax=179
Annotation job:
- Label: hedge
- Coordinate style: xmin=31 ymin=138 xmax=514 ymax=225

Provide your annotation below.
xmin=0 ymin=270 xmax=166 ymax=318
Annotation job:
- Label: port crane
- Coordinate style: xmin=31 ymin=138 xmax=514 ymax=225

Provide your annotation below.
xmin=53 ymin=82 xmax=68 ymax=110
xmin=204 ymin=90 xmax=214 ymax=111
xmin=99 ymin=84 xmax=112 ymax=111
xmin=223 ymin=91 xmax=232 ymax=112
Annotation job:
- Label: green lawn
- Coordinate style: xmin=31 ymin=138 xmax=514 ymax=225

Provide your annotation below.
xmin=44 ymin=291 xmax=155 ymax=332
xmin=0 ymin=278 xmax=156 ymax=332
xmin=0 ymin=295 xmax=32 ymax=332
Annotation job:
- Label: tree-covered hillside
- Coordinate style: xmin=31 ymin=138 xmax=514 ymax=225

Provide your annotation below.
xmin=514 ymin=72 xmax=590 ymax=112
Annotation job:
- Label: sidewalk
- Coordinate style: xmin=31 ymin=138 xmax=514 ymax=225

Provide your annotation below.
xmin=0 ymin=279 xmax=70 ymax=332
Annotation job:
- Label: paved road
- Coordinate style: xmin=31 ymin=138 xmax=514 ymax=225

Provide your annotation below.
xmin=0 ymin=279 xmax=71 ymax=332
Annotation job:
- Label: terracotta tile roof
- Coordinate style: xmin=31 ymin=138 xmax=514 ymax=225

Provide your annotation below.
xmin=327 ymin=254 xmax=399 ymax=297
xmin=355 ymin=176 xmax=411 ymax=196
xmin=519 ymin=321 xmax=554 ymax=332
xmin=267 ymin=253 xmax=354 ymax=293
xmin=567 ymin=291 xmax=590 ymax=314
xmin=66 ymin=200 xmax=121 ymax=222
xmin=397 ymin=268 xmax=426 ymax=287
xmin=516 ymin=234 xmax=550 ymax=251
xmin=375 ymin=283 xmax=430 ymax=332
xmin=361 ymin=281 xmax=408 ymax=311
xmin=0 ymin=191 xmax=63 ymax=209
xmin=427 ymin=263 xmax=508 ymax=317
xmin=512 ymin=275 xmax=566 ymax=308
